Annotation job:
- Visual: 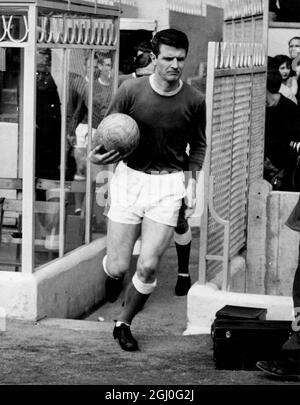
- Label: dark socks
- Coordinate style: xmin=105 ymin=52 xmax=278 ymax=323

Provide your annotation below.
xmin=105 ymin=274 xmax=124 ymax=303
xmin=175 ymin=241 xmax=191 ymax=275
xmin=118 ymin=282 xmax=151 ymax=325
xmin=174 ymin=236 xmax=192 ymax=295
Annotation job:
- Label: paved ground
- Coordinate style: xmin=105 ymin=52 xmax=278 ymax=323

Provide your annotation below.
xmin=0 ymin=230 xmax=299 ymax=386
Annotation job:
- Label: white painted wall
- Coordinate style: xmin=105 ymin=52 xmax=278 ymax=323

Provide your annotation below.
xmin=35 ymin=237 xmax=107 ymax=320
xmin=268 ymin=28 xmax=300 ymax=56
xmin=0 ymin=272 xmax=37 ymax=320
xmin=205 ymin=0 xmax=224 ymax=7
xmin=0 ymin=122 xmax=18 ymax=198
xmin=185 ymin=283 xmax=294 ymax=335
xmin=136 ymin=0 xmax=169 ymax=31
xmin=0 ymin=123 xmax=18 ymax=178
xmin=0 ymin=237 xmax=107 ymax=321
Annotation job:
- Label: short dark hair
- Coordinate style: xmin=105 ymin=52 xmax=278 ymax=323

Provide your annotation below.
xmin=37 ymin=48 xmax=51 ymax=63
xmin=267 ymin=57 xmax=282 ymax=93
xmin=151 ymin=28 xmax=189 ymax=57
xmin=97 ymin=53 xmax=112 ymax=66
xmin=134 ymin=52 xmax=152 ymax=70
xmin=272 ymin=54 xmax=292 ymax=70
xmin=83 ymin=50 xmax=98 ymax=64
xmin=288 ymin=36 xmax=300 ymax=46
xmin=134 ymin=41 xmax=152 ymax=54
xmin=267 ymin=71 xmax=282 ymax=93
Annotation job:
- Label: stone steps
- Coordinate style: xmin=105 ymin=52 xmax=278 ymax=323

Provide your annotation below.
xmin=1 ymin=88 xmax=17 ymax=104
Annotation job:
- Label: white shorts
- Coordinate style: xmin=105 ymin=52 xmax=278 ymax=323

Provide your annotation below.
xmin=107 ymin=161 xmax=186 ymax=226
xmin=75 ymin=123 xmax=96 ymax=148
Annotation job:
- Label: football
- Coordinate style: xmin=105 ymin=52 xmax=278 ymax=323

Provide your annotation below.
xmin=92 ymin=113 xmax=140 ymax=156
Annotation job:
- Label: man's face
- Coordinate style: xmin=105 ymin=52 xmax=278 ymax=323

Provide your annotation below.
xmin=152 ymin=44 xmax=186 ymax=84
xmin=289 ymin=39 xmax=300 ymax=59
xmin=99 ymin=58 xmax=112 ymax=82
xmin=85 ymin=57 xmax=99 ymax=80
xmin=36 ymin=52 xmax=50 ymax=73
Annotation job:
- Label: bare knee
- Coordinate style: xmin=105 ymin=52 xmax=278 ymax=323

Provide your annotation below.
xmin=106 ymin=255 xmax=130 ymax=279
xmin=136 ymin=256 xmax=159 ymax=283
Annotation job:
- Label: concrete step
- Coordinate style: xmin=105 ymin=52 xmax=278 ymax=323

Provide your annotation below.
xmin=186 ymin=283 xmax=294 ymax=334
xmin=1 ymin=88 xmax=18 ymax=104
xmin=39 ymin=317 xmax=113 ymax=333
xmin=0 ymin=113 xmax=18 ymax=122
xmin=0 ymin=104 xmax=18 ymax=114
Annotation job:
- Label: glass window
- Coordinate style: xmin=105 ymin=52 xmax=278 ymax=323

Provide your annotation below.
xmin=33 ymin=46 xmax=116 ymax=268
xmin=0 ymin=47 xmax=23 ymax=271
xmin=66 ymin=49 xmax=115 ymax=247
xmin=34 ymin=47 xmax=63 ymax=266
xmin=0 ymin=5 xmax=119 ymax=272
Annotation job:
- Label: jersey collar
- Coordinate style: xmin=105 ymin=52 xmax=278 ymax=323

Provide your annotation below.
xmin=149 ymin=74 xmax=183 ymax=96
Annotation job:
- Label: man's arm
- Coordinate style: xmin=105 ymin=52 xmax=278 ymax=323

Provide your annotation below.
xmin=66 ymin=76 xmax=87 ymax=144
xmin=188 ymin=97 xmax=207 ymax=179
xmin=88 ymin=83 xmax=130 ymax=165
xmin=106 ymin=82 xmax=130 ymax=116
xmin=185 ymin=97 xmax=207 ymax=217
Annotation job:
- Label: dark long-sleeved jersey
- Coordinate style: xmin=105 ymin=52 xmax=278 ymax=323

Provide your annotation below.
xmin=107 ymin=76 xmax=206 ymax=174
xmin=67 ymin=73 xmax=113 ymax=138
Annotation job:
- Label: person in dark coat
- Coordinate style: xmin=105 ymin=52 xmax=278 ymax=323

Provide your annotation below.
xmin=256 ymin=197 xmax=300 ymax=379
xmin=35 ymin=49 xmax=61 ymax=182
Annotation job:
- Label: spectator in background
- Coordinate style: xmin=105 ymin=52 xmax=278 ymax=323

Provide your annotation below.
xmin=273 ymin=54 xmax=298 ymax=104
xmin=67 ymin=52 xmax=99 ymax=156
xmin=35 ymin=49 xmax=62 ymax=183
xmin=291 ymin=53 xmax=300 ymax=96
xmin=35 ymin=49 xmax=68 ymax=252
xmin=287 ymin=37 xmax=300 ymax=104
xmin=67 ymin=52 xmax=113 ymax=159
xmin=67 ymin=52 xmax=113 ymax=215
xmin=288 ymin=37 xmax=300 ymax=60
xmin=264 ymin=58 xmax=300 ymax=191
xmin=135 ymin=52 xmax=155 ymax=77
xmin=257 ymin=195 xmax=300 ymax=380
xmin=119 ymin=42 xmax=155 ymax=86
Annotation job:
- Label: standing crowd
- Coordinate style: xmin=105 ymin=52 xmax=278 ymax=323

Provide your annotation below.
xmin=264 ymin=37 xmax=300 ymax=191
xmin=257 ymin=36 xmax=300 ymax=379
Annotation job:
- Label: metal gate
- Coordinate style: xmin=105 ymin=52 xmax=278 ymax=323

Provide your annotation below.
xmin=198 ymin=41 xmax=266 ymax=290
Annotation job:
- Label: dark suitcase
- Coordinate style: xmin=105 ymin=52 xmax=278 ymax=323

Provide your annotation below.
xmin=211 ymin=318 xmax=292 ymax=370
xmin=215 ymin=305 xmax=267 ymax=320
